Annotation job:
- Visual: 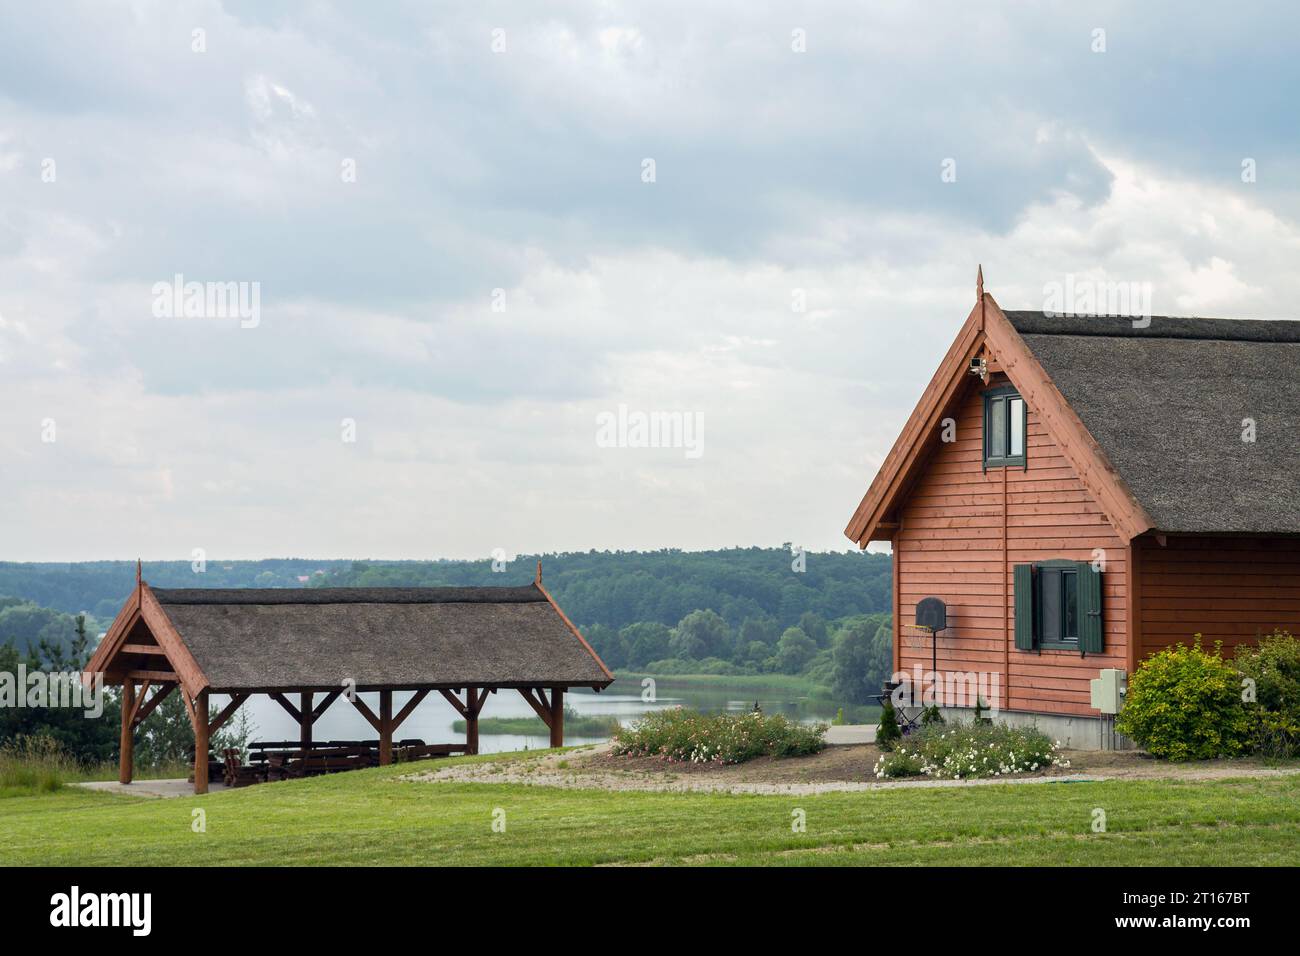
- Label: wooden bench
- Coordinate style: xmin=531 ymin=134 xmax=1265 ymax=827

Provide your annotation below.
xmin=187 ymin=750 xmax=226 ymax=785
xmin=224 ymin=739 xmax=462 ymax=784
xmin=247 ymin=739 xmax=427 ymax=762
xmin=394 ymin=743 xmax=471 ymax=761
xmin=267 ymin=745 xmax=379 ymax=780
xmin=222 ymin=748 xmax=265 ymax=787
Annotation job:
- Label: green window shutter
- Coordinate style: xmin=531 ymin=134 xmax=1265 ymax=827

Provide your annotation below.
xmin=1013 ymin=564 xmax=1035 ymax=650
xmin=1077 ymin=561 xmax=1103 ymax=654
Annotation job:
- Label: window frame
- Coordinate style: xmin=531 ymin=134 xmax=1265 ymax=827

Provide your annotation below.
xmin=982 ymin=385 xmax=1027 ymax=469
xmin=1035 ymin=560 xmax=1080 ymax=650
xmin=1013 ymin=559 xmax=1103 ymax=656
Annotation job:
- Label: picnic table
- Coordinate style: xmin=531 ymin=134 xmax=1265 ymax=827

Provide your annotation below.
xmin=220 ymin=739 xmax=472 ymax=787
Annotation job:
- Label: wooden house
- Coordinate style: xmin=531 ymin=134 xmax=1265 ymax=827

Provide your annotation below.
xmin=844 ymin=272 xmax=1300 ymax=745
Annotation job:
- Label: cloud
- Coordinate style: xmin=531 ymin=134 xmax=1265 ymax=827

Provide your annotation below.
xmin=0 ymin=1 xmax=1298 ymax=560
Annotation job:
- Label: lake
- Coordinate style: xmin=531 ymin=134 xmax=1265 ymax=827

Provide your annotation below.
xmin=226 ymin=677 xmax=878 ymax=754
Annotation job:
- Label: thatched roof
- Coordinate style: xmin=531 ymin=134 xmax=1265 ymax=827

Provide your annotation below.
xmin=149 ymin=584 xmax=613 ymax=693
xmin=1006 ymin=312 xmax=1300 ymax=534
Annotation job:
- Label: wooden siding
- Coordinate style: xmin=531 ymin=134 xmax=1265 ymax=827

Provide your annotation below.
xmin=895 ymin=374 xmax=1128 ymax=716
xmin=1136 ymin=535 xmax=1300 ymax=662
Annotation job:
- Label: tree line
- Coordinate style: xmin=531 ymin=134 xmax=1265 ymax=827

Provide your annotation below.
xmin=0 ymin=548 xmax=897 ymax=763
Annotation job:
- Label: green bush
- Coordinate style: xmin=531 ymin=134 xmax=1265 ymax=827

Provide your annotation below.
xmin=1237 ymin=629 xmax=1300 ymax=757
xmin=610 ymin=707 xmax=826 ymax=764
xmin=1117 ymin=638 xmax=1251 ymax=760
xmin=875 ymin=698 xmax=901 ymax=751
xmin=874 ymin=721 xmax=1067 ymax=779
xmin=1248 ymin=710 xmax=1300 ymax=759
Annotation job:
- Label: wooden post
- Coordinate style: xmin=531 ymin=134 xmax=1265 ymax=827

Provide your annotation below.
xmin=465 ymin=688 xmax=480 ymax=756
xmin=193 ymin=689 xmax=210 ymax=795
xmin=549 ymin=687 xmax=564 ymax=748
xmin=378 ymin=690 xmax=393 ymax=765
xmin=300 ymin=691 xmax=313 ymax=751
xmin=119 ymin=681 xmax=135 ymax=784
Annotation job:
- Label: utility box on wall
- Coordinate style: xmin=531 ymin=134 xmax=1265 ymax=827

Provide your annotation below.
xmin=1089 ymin=669 xmax=1127 ymax=714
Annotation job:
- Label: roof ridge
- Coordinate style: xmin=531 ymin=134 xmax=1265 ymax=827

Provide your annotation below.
xmin=150 ymin=585 xmax=546 ymax=605
xmin=1005 ymin=311 xmax=1300 ymax=344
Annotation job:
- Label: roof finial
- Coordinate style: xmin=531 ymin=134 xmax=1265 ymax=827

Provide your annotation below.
xmin=535 ymin=560 xmax=542 ymax=585
xmin=976 ymin=264 xmax=984 ymax=301
xmin=136 ymin=558 xmax=142 ymax=586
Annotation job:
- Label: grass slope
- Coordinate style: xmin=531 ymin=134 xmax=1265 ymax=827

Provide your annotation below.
xmin=3 ymin=751 xmax=1299 ymax=866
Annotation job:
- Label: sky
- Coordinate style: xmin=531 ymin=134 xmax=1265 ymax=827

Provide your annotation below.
xmin=2 ymin=1 xmax=1299 ymax=562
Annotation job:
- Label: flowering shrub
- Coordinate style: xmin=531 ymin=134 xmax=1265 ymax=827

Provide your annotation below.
xmin=874 ymin=721 xmax=1068 ymax=779
xmin=610 ymin=707 xmax=826 ymax=764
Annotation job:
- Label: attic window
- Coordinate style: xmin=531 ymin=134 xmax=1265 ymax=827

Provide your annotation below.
xmin=983 ymin=386 xmax=1026 ymax=468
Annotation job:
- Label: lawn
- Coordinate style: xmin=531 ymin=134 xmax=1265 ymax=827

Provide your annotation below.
xmin=3 ymin=750 xmax=1299 ymax=866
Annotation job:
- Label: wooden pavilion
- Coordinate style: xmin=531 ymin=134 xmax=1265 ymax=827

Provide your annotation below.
xmin=85 ymin=563 xmax=614 ymax=793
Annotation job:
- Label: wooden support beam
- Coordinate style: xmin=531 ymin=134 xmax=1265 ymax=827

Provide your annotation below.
xmin=193 ymin=689 xmax=210 ymax=795
xmin=132 ymin=682 xmax=175 ymax=727
xmin=518 ymin=687 xmax=552 ymax=727
xmin=127 ymin=680 xmax=152 ymax=725
xmin=119 ymin=643 xmax=165 ymax=655
xmin=268 ymin=692 xmax=302 ymax=723
xmin=208 ymin=693 xmax=249 ymax=736
xmin=465 ymin=688 xmax=480 ymax=756
xmin=438 ymin=688 xmax=468 ymax=718
xmin=311 ymin=689 xmax=342 ymax=722
xmin=300 ymin=692 xmax=313 ymax=750
xmin=119 ymin=681 xmax=135 ymax=785
xmin=549 ymin=688 xmax=565 ymax=748
xmin=178 ymin=687 xmax=198 ymax=727
xmin=378 ymin=690 xmax=393 ymax=766
xmin=126 ymin=669 xmax=179 ymax=683
xmin=1126 ymin=540 xmax=1142 ymax=676
xmin=391 ymin=689 xmax=429 ymax=732
xmin=350 ymin=694 xmax=382 ymax=733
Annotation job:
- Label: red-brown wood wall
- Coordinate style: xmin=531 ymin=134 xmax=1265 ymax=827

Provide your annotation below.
xmin=1136 ymin=535 xmax=1300 ymax=661
xmin=894 ymin=374 xmax=1128 ymax=716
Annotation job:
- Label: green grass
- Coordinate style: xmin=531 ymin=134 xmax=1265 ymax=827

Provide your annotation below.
xmin=2 ymin=750 xmax=1299 ymax=866
xmin=74 ymin=761 xmax=194 ymax=783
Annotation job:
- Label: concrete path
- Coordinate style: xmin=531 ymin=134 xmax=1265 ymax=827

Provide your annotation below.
xmin=75 ymin=778 xmax=227 ymax=798
xmin=824 ymin=723 xmax=876 ymax=745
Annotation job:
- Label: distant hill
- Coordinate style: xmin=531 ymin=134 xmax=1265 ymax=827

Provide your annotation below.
xmin=0 ymin=559 xmax=353 ymax=624
xmin=0 ymin=596 xmax=87 ymax=658
xmin=316 ymin=548 xmax=892 ymax=630
xmin=0 ymin=547 xmax=890 ymax=635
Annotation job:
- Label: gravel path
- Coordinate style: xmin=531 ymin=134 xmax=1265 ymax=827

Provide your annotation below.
xmin=405 ymin=744 xmax=1300 ymax=796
